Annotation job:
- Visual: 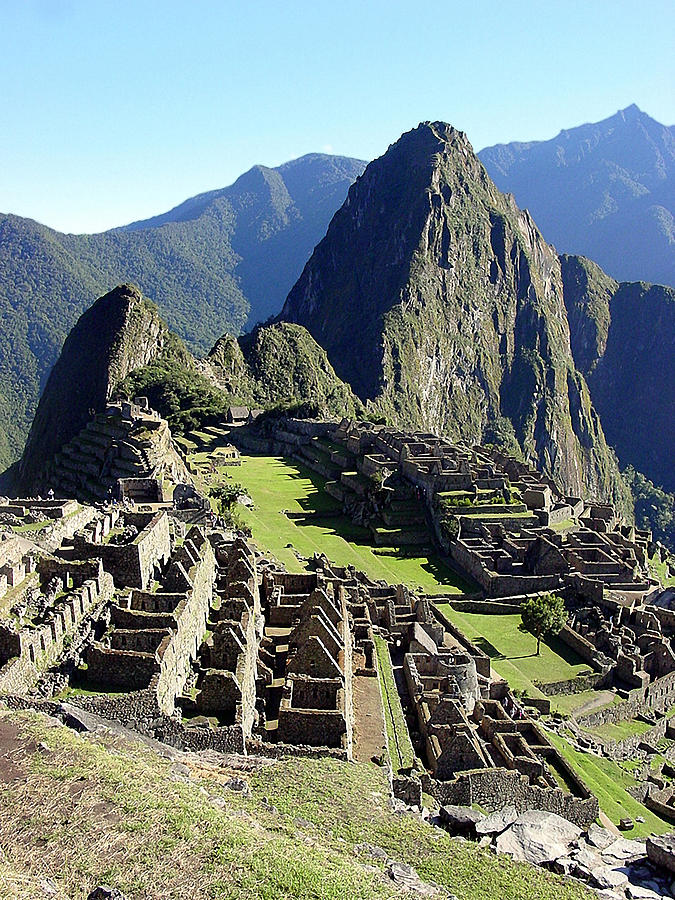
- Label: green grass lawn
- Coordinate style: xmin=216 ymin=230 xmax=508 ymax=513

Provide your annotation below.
xmin=649 ymin=554 xmax=675 ymax=587
xmin=10 ymin=519 xmax=50 ymax=533
xmin=548 ymin=690 xmax=623 ymax=717
xmin=374 ymin=635 xmax=415 ymax=771
xmin=550 ymin=519 xmax=576 ymax=532
xmin=436 ymin=605 xmax=591 ymax=696
xmin=546 ymin=729 xmax=671 ymax=838
xmin=229 ymin=455 xmax=473 ymax=594
xmin=588 ymin=717 xmax=654 ymax=744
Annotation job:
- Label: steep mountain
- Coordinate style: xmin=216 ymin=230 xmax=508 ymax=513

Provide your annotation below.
xmin=281 ymin=121 xmax=629 ymax=508
xmin=479 ymin=105 xmax=675 ymax=286
xmin=14 ymin=284 xmax=188 ymax=491
xmin=205 ymin=322 xmax=364 ymax=417
xmin=0 ymin=153 xmax=365 ymax=469
xmin=561 ymin=255 xmax=675 ymax=491
xmin=12 ymin=283 xmax=361 ymax=493
xmin=119 ymin=320 xmax=364 ymax=430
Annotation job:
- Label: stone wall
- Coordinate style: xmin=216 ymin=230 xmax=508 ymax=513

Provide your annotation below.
xmin=68 ymin=689 xmax=245 ymax=753
xmin=447 ymin=541 xmax=561 ymax=597
xmin=86 ymin=646 xmax=159 ymax=689
xmin=32 ymin=504 xmax=100 ymax=554
xmin=577 ymin=671 xmax=675 ymax=733
xmin=155 ymin=530 xmax=214 ymax=714
xmin=421 ymin=767 xmax=598 ymax=827
xmin=276 ymin=708 xmax=347 ymax=747
xmin=538 ymin=673 xmax=608 ymax=696
xmin=246 ymin=737 xmax=348 ymax=761
xmin=72 ymin=511 xmax=170 ymax=589
xmin=431 ymin=606 xmax=491 ymax=678
xmin=556 ymin=623 xmax=609 ymax=673
xmin=0 ymin=569 xmax=114 ymax=694
xmin=86 ymin=527 xmax=214 ymax=714
xmin=444 ymin=599 xmax=522 ymax=615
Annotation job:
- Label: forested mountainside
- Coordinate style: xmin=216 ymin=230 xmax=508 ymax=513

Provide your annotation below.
xmin=561 ymin=255 xmax=675 ymax=493
xmin=0 ymin=153 xmax=365 ymax=468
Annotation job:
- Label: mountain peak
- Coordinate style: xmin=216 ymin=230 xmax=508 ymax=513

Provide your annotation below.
xmin=281 ymin=120 xmax=627 ymax=507
xmin=479 ymin=106 xmax=675 ymax=285
xmin=17 ymin=284 xmax=179 ymax=490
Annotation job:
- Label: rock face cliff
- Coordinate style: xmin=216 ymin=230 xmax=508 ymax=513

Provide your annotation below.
xmin=17 ymin=284 xmax=184 ymax=491
xmin=281 ymin=122 xmax=628 ymax=506
xmin=562 ymin=255 xmax=675 ymax=492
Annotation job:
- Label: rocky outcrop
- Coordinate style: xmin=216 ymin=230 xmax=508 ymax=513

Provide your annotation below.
xmin=562 ymin=256 xmax=675 ymax=492
xmin=205 ymin=322 xmax=363 ymax=418
xmin=17 ymin=285 xmax=186 ymax=491
xmin=281 ymin=121 xmax=629 ymax=507
xmin=440 ymin=808 xmax=673 ymax=899
xmin=493 ymin=809 xmax=582 ymax=866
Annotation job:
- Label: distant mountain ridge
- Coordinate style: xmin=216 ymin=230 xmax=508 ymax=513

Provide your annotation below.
xmin=479 ymin=105 xmax=675 ymax=287
xmin=0 ymin=152 xmax=366 ymax=468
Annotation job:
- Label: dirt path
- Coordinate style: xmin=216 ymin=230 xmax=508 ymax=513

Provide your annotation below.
xmin=352 ymin=675 xmax=387 ymax=763
xmin=572 ymin=690 xmax=618 ymax=719
xmin=599 ymin=811 xmax=622 ymax=837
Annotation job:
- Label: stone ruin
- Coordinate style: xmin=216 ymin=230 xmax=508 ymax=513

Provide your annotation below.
xmin=4 ymin=414 xmax=675 ymax=838
xmin=243 ymin=418 xmax=675 ymax=728
xmin=35 ymin=400 xmax=190 ymax=503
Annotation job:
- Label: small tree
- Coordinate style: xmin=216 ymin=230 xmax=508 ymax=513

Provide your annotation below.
xmin=210 ymin=483 xmax=250 ymax=528
xmin=520 ymin=593 xmax=567 ymax=655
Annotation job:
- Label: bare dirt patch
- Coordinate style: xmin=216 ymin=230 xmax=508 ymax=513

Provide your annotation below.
xmin=352 ymin=674 xmax=387 ymax=763
xmin=0 ymin=717 xmax=36 ymax=783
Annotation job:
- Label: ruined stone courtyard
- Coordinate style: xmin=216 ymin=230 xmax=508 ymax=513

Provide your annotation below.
xmin=3 ymin=404 xmax=675 ymax=899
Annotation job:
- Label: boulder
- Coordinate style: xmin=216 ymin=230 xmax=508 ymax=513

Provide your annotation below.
xmin=439 ymin=804 xmax=485 ymax=836
xmin=626 ymin=885 xmax=665 ymax=900
xmin=586 ymin=823 xmax=616 ymax=851
xmin=646 ymin=832 xmax=675 ymax=874
xmin=87 ymin=889 xmax=129 ymax=900
xmin=475 ymin=806 xmax=518 ymax=836
xmin=494 ymin=810 xmax=582 ymax=866
xmin=355 ymin=843 xmax=389 ymax=860
xmin=585 ymin=866 xmax=629 ymax=891
xmin=223 ymin=776 xmax=249 ymax=794
xmin=602 ymin=837 xmax=647 ymax=863
xmin=386 ymin=861 xmax=446 ymax=897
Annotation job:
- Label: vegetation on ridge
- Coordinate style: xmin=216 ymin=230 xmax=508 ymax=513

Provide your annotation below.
xmin=624 ymin=465 xmax=675 ymax=553
xmin=0 ymin=154 xmax=365 ymax=469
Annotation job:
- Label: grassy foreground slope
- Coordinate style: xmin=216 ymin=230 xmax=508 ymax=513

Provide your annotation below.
xmin=0 ymin=710 xmax=593 ymax=900
xmin=233 ymin=454 xmax=472 ymax=593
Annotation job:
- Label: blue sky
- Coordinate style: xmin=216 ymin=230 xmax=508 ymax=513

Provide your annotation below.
xmin=1 ymin=0 xmax=673 ymax=233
